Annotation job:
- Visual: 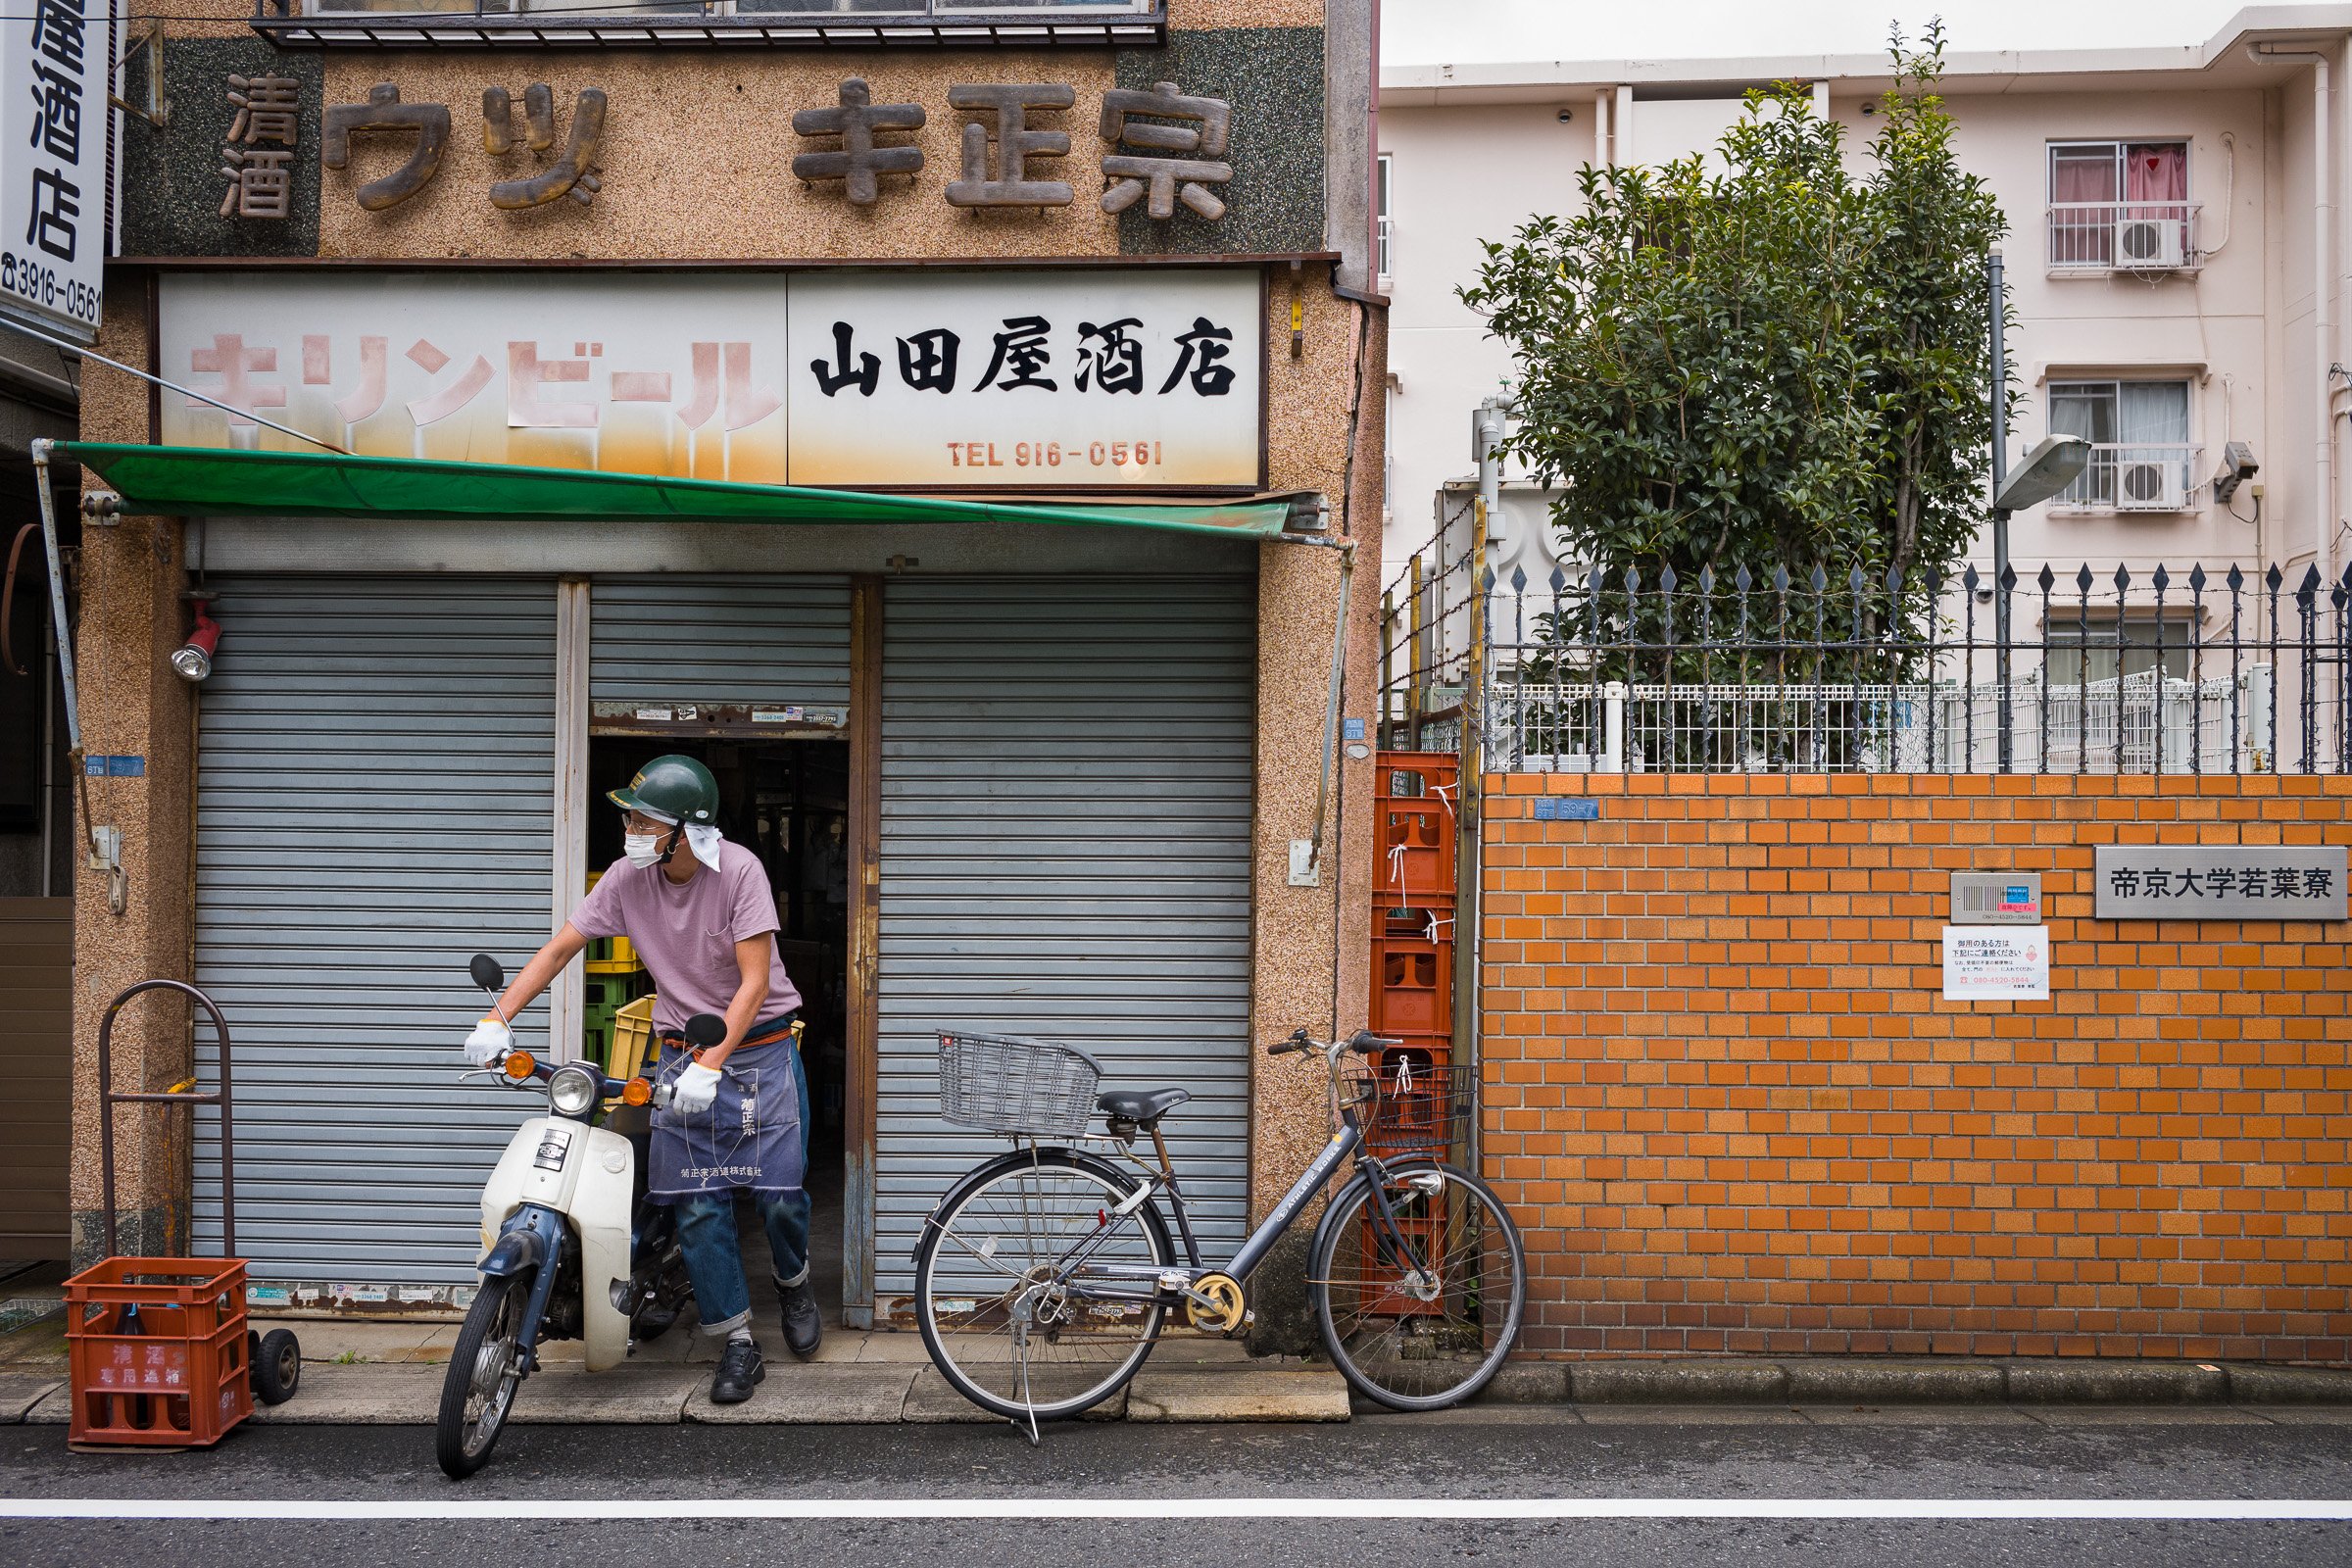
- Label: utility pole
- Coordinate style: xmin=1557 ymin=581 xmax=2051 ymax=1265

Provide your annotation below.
xmin=1988 ymin=249 xmax=2014 ymax=771
xmin=1452 ymin=398 xmax=1502 ymax=1178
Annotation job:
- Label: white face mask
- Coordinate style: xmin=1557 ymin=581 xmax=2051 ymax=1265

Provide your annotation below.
xmin=622 ymin=832 xmax=663 ymax=869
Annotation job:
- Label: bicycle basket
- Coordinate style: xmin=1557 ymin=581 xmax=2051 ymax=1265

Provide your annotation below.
xmin=937 ymin=1031 xmax=1104 ymax=1138
xmin=1346 ymin=1055 xmax=1476 ymax=1161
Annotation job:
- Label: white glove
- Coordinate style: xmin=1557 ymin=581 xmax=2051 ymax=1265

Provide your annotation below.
xmin=670 ymin=1061 xmax=722 ymax=1114
xmin=464 ymin=1017 xmax=513 ymax=1066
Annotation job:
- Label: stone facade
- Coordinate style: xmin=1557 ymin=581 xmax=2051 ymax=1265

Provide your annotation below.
xmin=69 ymin=0 xmax=1385 ymax=1298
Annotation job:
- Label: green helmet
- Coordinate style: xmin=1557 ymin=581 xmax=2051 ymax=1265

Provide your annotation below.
xmin=608 ymin=754 xmax=719 ymax=825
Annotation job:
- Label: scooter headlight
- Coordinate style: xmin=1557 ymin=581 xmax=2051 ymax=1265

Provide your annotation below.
xmin=548 ymin=1063 xmax=602 ymax=1118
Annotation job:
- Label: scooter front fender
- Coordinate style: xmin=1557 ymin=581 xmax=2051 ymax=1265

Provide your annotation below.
xmin=480 ymin=1213 xmax=551 ymax=1279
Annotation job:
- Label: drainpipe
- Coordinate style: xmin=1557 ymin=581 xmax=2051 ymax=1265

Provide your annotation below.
xmin=2251 ymin=42 xmax=2336 ymax=581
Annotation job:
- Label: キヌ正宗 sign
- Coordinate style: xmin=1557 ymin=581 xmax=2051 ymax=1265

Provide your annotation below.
xmin=158 ymin=268 xmax=1263 ymax=490
xmin=1941 ymin=926 xmax=2050 ymax=1002
xmin=2093 ymin=846 xmax=2348 ymax=920
xmin=2 ymin=0 xmax=106 ymax=340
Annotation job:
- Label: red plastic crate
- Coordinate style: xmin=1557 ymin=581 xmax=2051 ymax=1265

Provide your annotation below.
xmin=1372 ymin=939 xmax=1448 ymax=1034
xmin=64 ymin=1257 xmax=253 ymax=1448
xmin=1377 ymin=801 xmax=1456 ymax=900
xmin=1379 ymin=903 xmax=1455 ymax=944
xmin=1376 ymin=752 xmax=1458 ymax=803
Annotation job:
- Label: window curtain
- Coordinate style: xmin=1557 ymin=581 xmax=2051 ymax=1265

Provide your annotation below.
xmin=2050 ymin=147 xmax=2119 ymax=267
xmin=2051 ymin=148 xmax=2119 ymax=205
xmin=2124 ymin=143 xmax=2188 ymax=211
xmin=2118 ymin=382 xmax=2189 ymax=447
xmin=2049 ymin=383 xmax=2118 ymax=445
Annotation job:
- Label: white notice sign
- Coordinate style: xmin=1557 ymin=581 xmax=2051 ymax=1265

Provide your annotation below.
xmin=1 ymin=0 xmax=106 ymax=339
xmin=1941 ymin=926 xmax=2050 ymax=1002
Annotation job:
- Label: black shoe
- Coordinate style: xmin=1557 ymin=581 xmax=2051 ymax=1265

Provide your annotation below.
xmin=776 ymin=1275 xmax=822 ymax=1361
xmin=710 ymin=1338 xmax=765 ymax=1404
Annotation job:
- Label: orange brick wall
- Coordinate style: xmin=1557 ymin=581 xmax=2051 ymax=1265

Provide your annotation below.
xmin=1478 ymin=773 xmax=2352 ymax=1363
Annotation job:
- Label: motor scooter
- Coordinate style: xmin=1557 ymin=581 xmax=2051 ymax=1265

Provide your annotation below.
xmin=435 ymin=952 xmax=721 ymax=1479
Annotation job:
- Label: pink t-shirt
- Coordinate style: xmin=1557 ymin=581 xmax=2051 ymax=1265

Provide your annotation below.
xmin=569 ymin=842 xmax=802 ymax=1035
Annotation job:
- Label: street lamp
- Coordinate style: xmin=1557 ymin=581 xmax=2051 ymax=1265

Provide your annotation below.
xmin=1993 ymin=432 xmax=2093 ymax=514
xmin=1984 ymin=434 xmax=2090 ymax=770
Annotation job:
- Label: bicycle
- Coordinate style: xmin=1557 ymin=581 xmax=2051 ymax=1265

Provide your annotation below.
xmin=912 ymin=1025 xmax=1526 ymax=1438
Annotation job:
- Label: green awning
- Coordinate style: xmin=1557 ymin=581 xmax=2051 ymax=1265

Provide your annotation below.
xmin=57 ymin=442 xmax=1300 ymax=539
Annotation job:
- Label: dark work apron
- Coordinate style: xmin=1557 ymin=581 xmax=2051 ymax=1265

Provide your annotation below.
xmin=646 ymin=1014 xmax=804 ymax=1201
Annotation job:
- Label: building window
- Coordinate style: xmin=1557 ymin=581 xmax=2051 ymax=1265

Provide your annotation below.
xmin=261 ymin=0 xmax=1164 ymax=46
xmin=2047 ymin=379 xmax=2199 ymax=512
xmin=2043 ymin=614 xmax=2195 ymax=686
xmin=2047 ymin=140 xmax=2196 ymax=270
xmin=1375 ymin=153 xmax=1393 ymax=284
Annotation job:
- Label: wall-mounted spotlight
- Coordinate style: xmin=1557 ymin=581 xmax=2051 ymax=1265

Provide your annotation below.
xmin=172 ymin=600 xmax=221 ymax=682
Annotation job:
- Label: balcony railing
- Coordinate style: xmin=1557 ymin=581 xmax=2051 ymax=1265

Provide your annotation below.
xmin=2050 ymin=443 xmax=2204 ymax=513
xmin=2046 ymin=201 xmax=2201 ymax=271
xmin=257 ymin=0 xmax=1164 ymax=47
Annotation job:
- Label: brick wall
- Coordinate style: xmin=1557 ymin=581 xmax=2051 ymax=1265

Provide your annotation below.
xmin=1479 ymin=773 xmax=2352 ymax=1362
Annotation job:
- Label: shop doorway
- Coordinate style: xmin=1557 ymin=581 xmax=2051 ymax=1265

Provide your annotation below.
xmin=586 ymin=734 xmax=853 ymax=1329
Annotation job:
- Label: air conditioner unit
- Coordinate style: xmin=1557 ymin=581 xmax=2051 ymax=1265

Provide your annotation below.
xmin=2114 ymin=217 xmax=2186 ymax=270
xmin=2117 ymin=460 xmax=2185 ymax=511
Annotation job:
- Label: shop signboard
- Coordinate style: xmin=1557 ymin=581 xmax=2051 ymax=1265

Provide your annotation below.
xmin=783 ymin=270 xmax=1260 ymax=488
xmin=2 ymin=0 xmax=107 ymax=341
xmin=158 ymin=268 xmax=1263 ymax=490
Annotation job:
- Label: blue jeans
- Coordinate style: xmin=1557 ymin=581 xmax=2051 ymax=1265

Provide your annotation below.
xmin=671 ymin=1043 xmax=812 ymax=1337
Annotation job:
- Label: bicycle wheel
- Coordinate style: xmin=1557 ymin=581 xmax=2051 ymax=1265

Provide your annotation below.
xmin=436 ymin=1272 xmax=526 ymax=1479
xmin=1311 ymin=1158 xmax=1525 ymax=1411
xmin=914 ymin=1149 xmax=1172 ymax=1422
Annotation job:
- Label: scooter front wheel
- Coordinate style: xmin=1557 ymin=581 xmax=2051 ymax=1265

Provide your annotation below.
xmin=436 ymin=1272 xmax=527 ymax=1479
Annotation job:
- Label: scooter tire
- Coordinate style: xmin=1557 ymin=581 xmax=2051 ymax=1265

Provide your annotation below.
xmin=436 ymin=1273 xmax=526 ymax=1480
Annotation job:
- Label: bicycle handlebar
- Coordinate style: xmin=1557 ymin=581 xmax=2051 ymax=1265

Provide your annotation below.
xmin=1266 ymin=1028 xmax=1402 ymax=1057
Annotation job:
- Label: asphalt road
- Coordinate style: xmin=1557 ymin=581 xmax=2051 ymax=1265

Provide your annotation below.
xmin=5 ymin=1410 xmax=2352 ymax=1567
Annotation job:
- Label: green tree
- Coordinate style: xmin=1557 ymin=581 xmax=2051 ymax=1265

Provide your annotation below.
xmin=1460 ymin=25 xmax=2006 ymax=643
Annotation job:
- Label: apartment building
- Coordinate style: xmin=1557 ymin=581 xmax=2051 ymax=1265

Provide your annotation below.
xmin=1379 ymin=5 xmax=2352 ymax=665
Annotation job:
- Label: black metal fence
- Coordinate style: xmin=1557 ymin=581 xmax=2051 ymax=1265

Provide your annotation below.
xmin=1379 ymin=556 xmax=2352 ymax=776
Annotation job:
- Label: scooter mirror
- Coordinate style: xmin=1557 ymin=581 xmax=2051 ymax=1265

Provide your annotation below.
xmin=682 ymin=1012 xmax=727 ymax=1050
xmin=469 ymin=954 xmax=505 ymax=992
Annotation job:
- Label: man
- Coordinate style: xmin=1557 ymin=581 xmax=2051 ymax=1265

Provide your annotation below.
xmin=463 ymin=754 xmax=819 ymax=1403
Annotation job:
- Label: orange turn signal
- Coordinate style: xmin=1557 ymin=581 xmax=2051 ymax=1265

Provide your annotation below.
xmin=503 ymin=1051 xmax=536 ymax=1080
xmin=620 ymin=1077 xmax=653 ymax=1107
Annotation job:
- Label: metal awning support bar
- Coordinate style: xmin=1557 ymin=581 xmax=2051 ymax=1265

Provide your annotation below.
xmin=7 ymin=318 xmax=347 ymax=454
xmin=28 ymin=440 xmax=78 ymax=755
xmin=1301 ymin=536 xmax=1356 ymax=878
xmin=29 ymin=437 xmax=114 ymax=909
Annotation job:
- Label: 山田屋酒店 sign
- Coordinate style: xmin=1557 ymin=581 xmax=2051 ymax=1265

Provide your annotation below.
xmin=159 ymin=270 xmax=1265 ymax=489
xmin=2 ymin=0 xmax=107 ymax=340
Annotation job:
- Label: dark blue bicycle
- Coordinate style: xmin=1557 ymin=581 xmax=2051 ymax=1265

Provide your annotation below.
xmin=913 ymin=1026 xmax=1526 ymax=1433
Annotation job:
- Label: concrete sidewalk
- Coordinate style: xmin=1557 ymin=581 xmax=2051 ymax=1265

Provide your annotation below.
xmin=9 ymin=1310 xmax=2352 ymax=1426
xmin=7 ymin=1317 xmax=1354 ymax=1427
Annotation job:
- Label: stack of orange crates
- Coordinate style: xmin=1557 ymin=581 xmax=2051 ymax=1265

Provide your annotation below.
xmin=1365 ymin=753 xmax=1462 ymax=1316
xmin=1371 ymin=752 xmax=1457 ymax=1073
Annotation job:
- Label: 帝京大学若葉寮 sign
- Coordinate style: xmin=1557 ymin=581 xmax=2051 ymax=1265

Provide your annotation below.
xmin=2092 ymin=845 xmax=2348 ymax=920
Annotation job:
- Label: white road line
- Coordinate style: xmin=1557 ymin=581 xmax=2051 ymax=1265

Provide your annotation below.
xmin=1 ymin=1497 xmax=2349 ymax=1522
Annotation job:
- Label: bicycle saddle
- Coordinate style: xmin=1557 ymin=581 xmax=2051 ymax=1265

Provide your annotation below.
xmin=1097 ymin=1086 xmax=1190 ymax=1125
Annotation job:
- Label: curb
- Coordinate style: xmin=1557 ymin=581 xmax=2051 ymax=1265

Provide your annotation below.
xmin=1474 ymin=1357 xmax=2352 ymax=1407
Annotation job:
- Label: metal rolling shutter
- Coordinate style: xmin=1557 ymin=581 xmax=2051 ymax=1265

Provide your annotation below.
xmin=193 ymin=576 xmax=557 ymax=1285
xmin=874 ymin=574 xmax=1256 ymax=1301
xmin=589 ymin=575 xmax=852 ymax=706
